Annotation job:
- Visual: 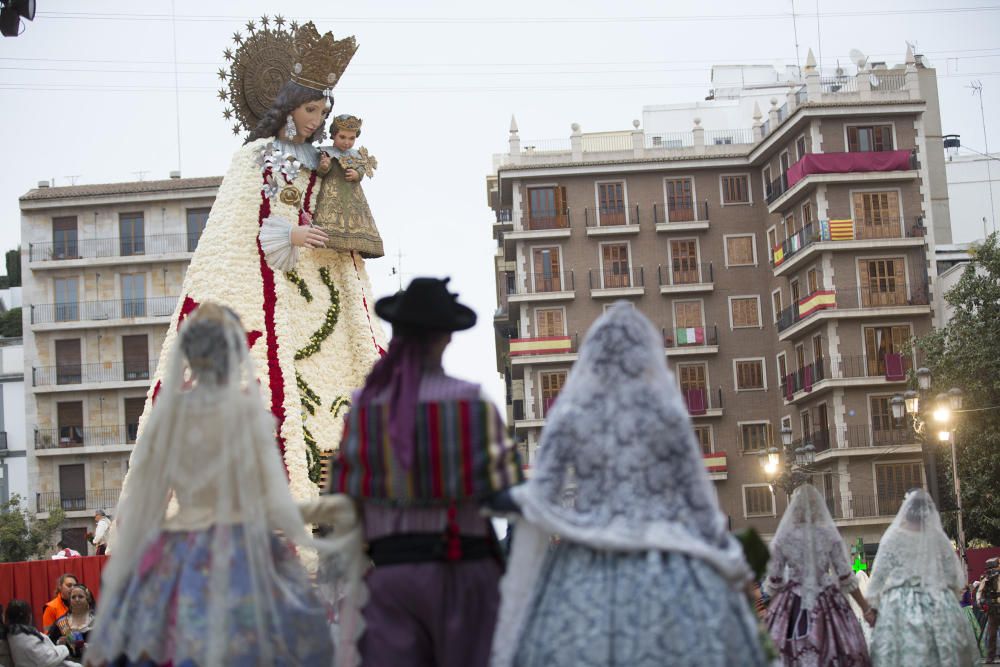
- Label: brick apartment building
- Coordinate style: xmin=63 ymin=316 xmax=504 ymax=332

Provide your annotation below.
xmin=487 ymin=47 xmax=951 ymax=542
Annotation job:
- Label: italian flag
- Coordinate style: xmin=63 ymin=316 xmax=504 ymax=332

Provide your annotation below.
xmin=675 ymin=327 xmax=705 ymax=345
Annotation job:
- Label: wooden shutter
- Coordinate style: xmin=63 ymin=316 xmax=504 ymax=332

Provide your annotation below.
xmin=731 ymin=297 xmax=759 ymax=328
xmin=670 ymin=240 xmax=698 ymax=284
xmin=57 ymin=401 xmax=84 ymax=444
xmin=55 ymin=339 xmax=81 ymax=385
xmin=847 ymin=126 xmax=860 ymax=152
xmin=674 ymin=301 xmax=703 ymax=329
xmin=532 ymin=247 xmax=561 ymax=291
xmin=807 ymin=269 xmax=819 ymax=294
xmin=726 ymin=236 xmax=754 ymax=265
xmin=737 ymin=360 xmax=764 ymax=389
xmin=58 ymin=464 xmax=86 ymax=507
xmin=124 ymin=397 xmax=145 ymax=443
xmin=666 ymin=178 xmax=694 ymax=221
xmin=813 ymin=335 xmax=824 ymax=362
xmin=802 ymin=202 xmax=813 ymax=227
xmin=693 ymin=425 xmax=713 ymax=455
xmin=777 ymin=354 xmax=788 ymax=381
xmin=678 ymin=364 xmax=707 ymax=391
xmin=874 ymin=125 xmax=893 ymax=151
xmin=540 ymin=370 xmax=567 ymax=415
xmin=602 ymin=243 xmax=630 ymax=287
xmin=876 ymin=462 xmax=921 ymax=514
xmin=536 ymin=309 xmax=564 ymax=337
xmin=790 ymin=280 xmax=801 ymax=305
xmin=722 ymin=175 xmax=749 ymax=204
xmin=122 ymin=334 xmax=149 ymax=380
xmin=598 ymin=182 xmax=625 ymax=226
xmin=746 ymin=486 xmax=773 ymax=515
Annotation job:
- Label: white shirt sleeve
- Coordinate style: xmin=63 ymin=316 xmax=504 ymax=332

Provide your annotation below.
xmin=93 ymin=518 xmax=110 ymax=545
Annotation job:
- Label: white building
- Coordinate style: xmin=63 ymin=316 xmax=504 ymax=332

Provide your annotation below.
xmin=944 ymin=150 xmax=1000 ymax=243
xmin=0 ymin=336 xmax=27 ymax=506
xmin=19 ymin=175 xmax=220 ymax=553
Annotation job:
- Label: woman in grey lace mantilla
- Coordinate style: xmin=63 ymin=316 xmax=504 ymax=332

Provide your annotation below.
xmin=763 ymin=484 xmax=872 ymax=666
xmin=490 ymin=302 xmax=766 ymax=667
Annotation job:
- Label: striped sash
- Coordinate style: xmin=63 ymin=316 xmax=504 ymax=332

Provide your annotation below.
xmin=330 ymin=400 xmax=524 ymax=505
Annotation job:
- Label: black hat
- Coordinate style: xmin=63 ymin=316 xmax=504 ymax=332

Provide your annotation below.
xmin=375 ymin=277 xmax=477 ymax=332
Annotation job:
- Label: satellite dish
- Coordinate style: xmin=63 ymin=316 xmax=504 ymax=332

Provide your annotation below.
xmin=849 ymin=49 xmax=868 ymax=70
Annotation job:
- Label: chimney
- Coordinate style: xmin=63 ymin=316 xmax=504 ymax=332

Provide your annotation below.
xmin=37 ymin=180 xmax=50 ymax=188
xmin=169 ymin=170 xmax=182 ymax=179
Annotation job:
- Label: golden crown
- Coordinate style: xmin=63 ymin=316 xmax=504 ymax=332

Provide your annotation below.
xmin=291 ymin=22 xmax=359 ymax=93
xmin=332 ymin=115 xmax=362 ymax=134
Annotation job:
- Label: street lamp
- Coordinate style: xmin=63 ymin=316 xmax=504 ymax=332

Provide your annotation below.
xmin=761 ymin=425 xmax=813 ymax=498
xmin=892 ymin=373 xmax=966 ymax=555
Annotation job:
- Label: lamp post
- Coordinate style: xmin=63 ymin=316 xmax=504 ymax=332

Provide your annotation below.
xmin=762 ymin=425 xmax=816 ymax=501
xmin=892 ymin=372 xmax=965 ymax=555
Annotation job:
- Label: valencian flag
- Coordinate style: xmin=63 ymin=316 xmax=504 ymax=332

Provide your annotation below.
xmin=675 ymin=327 xmax=705 ymax=345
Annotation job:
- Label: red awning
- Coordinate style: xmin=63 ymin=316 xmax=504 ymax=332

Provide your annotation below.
xmin=786 ymin=150 xmax=913 ymax=188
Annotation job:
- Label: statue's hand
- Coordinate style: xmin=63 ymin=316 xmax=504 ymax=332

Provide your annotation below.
xmin=290 ymin=225 xmax=328 ymax=249
xmin=344 ymin=168 xmax=360 ymax=182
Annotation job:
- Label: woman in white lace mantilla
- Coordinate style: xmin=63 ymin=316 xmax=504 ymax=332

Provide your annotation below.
xmin=866 ymin=489 xmax=980 ymax=666
xmin=490 ymin=303 xmax=767 ymax=667
xmin=763 ymin=484 xmax=872 ymax=666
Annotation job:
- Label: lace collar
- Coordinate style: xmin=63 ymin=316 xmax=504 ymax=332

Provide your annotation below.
xmin=272 ymin=138 xmax=320 ymax=170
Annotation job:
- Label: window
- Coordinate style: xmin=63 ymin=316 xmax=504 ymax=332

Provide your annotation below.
xmin=665 ymin=178 xmax=695 ymax=222
xmin=766 ymin=227 xmax=778 ymax=264
xmin=669 ymin=239 xmax=699 ymax=284
xmin=730 ymin=296 xmax=761 ymax=328
xmin=744 ymin=485 xmax=775 ymax=517
xmin=864 ymin=325 xmax=910 ymax=375
xmin=119 ymin=212 xmax=144 ymax=256
xmin=597 ymin=182 xmax=626 ymax=226
xmin=869 ymin=395 xmax=896 ymax=443
xmin=693 ymin=425 xmax=713 ymax=455
xmin=801 ymin=410 xmax=812 ymax=436
xmin=121 ymin=274 xmax=146 ymax=318
xmin=772 ymin=290 xmax=783 ymax=323
xmin=725 ymin=235 xmax=756 ymax=266
xmin=58 ymin=464 xmax=86 ymax=510
xmin=122 ymin=335 xmax=149 ymax=381
xmin=535 ymin=308 xmax=565 ymax=337
xmin=812 ymin=335 xmax=825 ymax=363
xmin=875 ymin=462 xmax=922 ymax=515
xmin=721 ymin=174 xmax=750 ymax=204
xmin=603 ymin=301 xmax=634 ymax=313
xmin=852 ymin=192 xmax=901 ymax=239
xmin=762 ymin=166 xmax=773 ymax=199
xmin=735 ymin=359 xmax=766 ymax=390
xmin=678 ymin=363 xmax=708 ymax=413
xmin=57 ymin=401 xmax=84 ymax=445
xmin=52 ymin=217 xmax=78 ymax=259
xmin=54 ymin=277 xmax=79 ymax=322
xmin=527 ymin=186 xmax=567 ymax=230
xmin=531 ymin=247 xmax=562 ymax=292
xmin=795 ymin=344 xmax=806 ymax=372
xmin=600 ymin=243 xmax=631 ymax=288
xmin=859 ymin=258 xmax=906 ymax=306
xmin=796 ymin=136 xmax=807 ymax=161
xmin=790 ymin=279 xmax=801 ymax=306
xmin=673 ymin=301 xmax=704 ymax=346
xmin=807 ymin=268 xmax=819 ymax=294
xmin=740 ymin=422 xmax=772 ymax=452
xmin=54 ymin=339 xmax=81 ymax=385
xmin=847 ymin=124 xmax=894 ymax=152
xmin=802 ymin=201 xmax=814 ymax=228
xmin=783 ymin=214 xmax=797 ymax=240
xmin=124 ymin=397 xmax=145 ymax=443
xmin=777 ymin=353 xmax=788 ymax=388
xmin=779 ymin=151 xmax=790 ymax=177
xmin=186 ymin=208 xmax=211 ymax=252
xmin=539 ymin=370 xmax=567 ymax=416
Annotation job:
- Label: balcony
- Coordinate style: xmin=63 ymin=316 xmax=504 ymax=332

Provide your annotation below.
xmin=509 ymin=334 xmax=578 ymax=365
xmin=584 ymin=205 xmax=640 ymax=236
xmin=657 ymin=262 xmax=714 ymax=294
xmin=28 ymin=232 xmax=201 ymax=266
xmin=653 ymin=201 xmax=711 ymax=232
xmin=34 ymin=424 xmax=138 ymax=454
xmin=31 ymin=296 xmax=178 ymax=329
xmin=32 ymin=359 xmax=158 ymax=390
xmin=771 ymin=217 xmax=925 ymax=276
xmin=828 ymin=493 xmax=908 ymax=522
xmin=841 ymin=424 xmax=917 ymax=449
xmin=0 ymin=431 xmax=7 ymax=451
xmin=662 ymin=325 xmax=719 ymax=356
xmin=703 ymin=452 xmax=727 ymax=481
xmin=682 ymin=386 xmax=724 ymax=418
xmin=508 ymin=271 xmax=576 ymax=304
xmin=588 ymin=267 xmax=645 ymax=298
xmin=783 ymin=354 xmax=911 ymax=402
xmin=777 ymin=284 xmax=930 ymax=341
xmin=36 ymin=488 xmax=121 ymax=514
xmin=766 ymin=150 xmax=919 ymax=210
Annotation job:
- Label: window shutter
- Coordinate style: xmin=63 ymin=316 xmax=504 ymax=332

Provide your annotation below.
xmin=847 ymin=126 xmax=859 ymax=152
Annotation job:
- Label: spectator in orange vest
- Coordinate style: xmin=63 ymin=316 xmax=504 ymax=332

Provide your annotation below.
xmin=41 ymin=573 xmax=78 ymax=632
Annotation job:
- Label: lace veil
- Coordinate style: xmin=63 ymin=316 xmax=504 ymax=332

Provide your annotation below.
xmin=491 ymin=303 xmax=748 ymax=665
xmin=866 ymin=488 xmax=965 ymax=608
xmin=767 ymin=484 xmax=848 ymax=610
xmin=89 ymin=303 xmax=333 ymax=666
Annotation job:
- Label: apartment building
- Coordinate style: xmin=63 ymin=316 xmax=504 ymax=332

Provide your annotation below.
xmin=488 ymin=48 xmax=949 ymax=542
xmin=19 ymin=175 xmax=220 ymax=553
xmin=1 ymin=335 xmax=26 ymax=505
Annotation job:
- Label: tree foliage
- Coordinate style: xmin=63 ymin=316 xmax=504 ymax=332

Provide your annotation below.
xmin=0 ymin=494 xmax=66 ymax=562
xmin=5 ymin=248 xmax=21 ymax=287
xmin=0 ymin=307 xmax=22 ymax=338
xmin=916 ymin=232 xmax=1000 ymax=547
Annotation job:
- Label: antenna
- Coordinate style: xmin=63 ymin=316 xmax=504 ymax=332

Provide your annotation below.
xmin=814 ymin=0 xmax=823 ymax=72
xmin=968 ymin=80 xmax=996 ymax=233
xmin=132 ymin=170 xmax=149 ymax=182
xmin=170 ymin=0 xmax=183 ymax=173
xmin=390 ymin=248 xmax=405 ymax=290
xmin=64 ymin=175 xmax=81 ymax=186
xmin=849 ymin=48 xmax=868 ymax=71
xmin=790 ymin=0 xmax=801 ymax=74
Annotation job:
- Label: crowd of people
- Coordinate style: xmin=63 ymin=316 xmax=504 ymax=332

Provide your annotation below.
xmin=0 ymin=285 xmax=997 ymax=667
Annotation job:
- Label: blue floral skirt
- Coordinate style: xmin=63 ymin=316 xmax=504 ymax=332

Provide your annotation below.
xmin=95 ymin=526 xmax=332 ymax=667
xmin=869 ymin=584 xmax=980 ymax=667
xmin=513 ymin=541 xmax=767 ymax=667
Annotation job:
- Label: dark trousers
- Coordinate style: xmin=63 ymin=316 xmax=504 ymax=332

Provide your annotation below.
xmin=987 ymin=608 xmax=999 ymax=660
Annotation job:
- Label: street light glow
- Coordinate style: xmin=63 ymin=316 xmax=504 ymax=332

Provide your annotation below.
xmin=764 ymin=460 xmax=779 ymax=475
xmin=933 ymin=405 xmax=951 ymax=423
xmin=937 ymin=430 xmax=951 ymax=442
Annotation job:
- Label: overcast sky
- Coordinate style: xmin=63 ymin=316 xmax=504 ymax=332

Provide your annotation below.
xmin=2 ymin=0 xmax=999 ymax=403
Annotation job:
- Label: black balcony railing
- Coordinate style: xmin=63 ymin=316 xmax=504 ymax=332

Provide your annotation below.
xmin=663 ymin=324 xmax=719 ymax=349
xmin=35 ymin=424 xmax=138 ymax=450
xmin=495 ymin=208 xmax=513 ymax=223
xmin=827 ymin=493 xmax=907 ymax=520
xmin=36 ymin=488 xmax=121 ymax=513
xmin=772 ymin=217 xmax=923 ymax=268
xmin=525 ymin=210 xmax=571 ymax=231
xmin=837 ymin=354 xmax=914 ymax=379
xmin=682 ymin=386 xmax=723 ymax=416
xmin=31 ymin=296 xmax=178 ymax=324
xmin=653 ymin=200 xmax=710 ymax=225
xmin=782 ymin=358 xmax=830 ymax=396
xmin=842 ymin=424 xmax=916 ymax=449
xmin=33 ymin=359 xmax=158 ymax=387
xmin=776 ymin=287 xmax=834 ymax=332
xmin=514 ymin=271 xmax=575 ymax=295
xmin=29 ymin=232 xmax=203 ymax=263
xmin=589 ymin=266 xmax=644 ymax=290
xmin=584 ymin=204 xmax=640 ymax=228
xmin=657 ymin=262 xmax=714 ymax=287
xmin=765 ymin=173 xmax=790 ymax=204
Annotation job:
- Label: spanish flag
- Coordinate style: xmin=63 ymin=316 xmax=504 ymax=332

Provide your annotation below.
xmin=509 ymin=336 xmax=573 ymax=356
xmin=798 ymin=290 xmax=837 ymax=317
xmin=773 ymin=244 xmax=785 ymax=266
xmin=704 ymin=452 xmax=727 ymax=474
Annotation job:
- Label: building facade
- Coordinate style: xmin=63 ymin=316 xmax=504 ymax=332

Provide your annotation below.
xmin=488 ymin=48 xmax=949 ymax=542
xmin=19 ymin=175 xmax=220 ymax=554
xmin=1 ymin=335 xmax=27 ymax=506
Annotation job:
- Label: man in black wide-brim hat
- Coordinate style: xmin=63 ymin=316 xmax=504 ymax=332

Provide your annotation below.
xmin=328 ymin=277 xmax=523 ymax=667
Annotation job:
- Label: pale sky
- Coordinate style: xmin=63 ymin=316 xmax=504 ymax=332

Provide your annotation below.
xmin=2 ymin=0 xmax=999 ymax=404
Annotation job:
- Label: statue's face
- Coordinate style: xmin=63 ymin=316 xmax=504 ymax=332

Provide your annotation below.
xmin=333 ymin=129 xmax=357 ymax=152
xmin=288 ymin=99 xmax=327 ymax=143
